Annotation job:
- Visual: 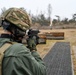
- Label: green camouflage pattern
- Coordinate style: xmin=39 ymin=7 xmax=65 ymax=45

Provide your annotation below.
xmin=3 ymin=8 xmax=31 ymax=31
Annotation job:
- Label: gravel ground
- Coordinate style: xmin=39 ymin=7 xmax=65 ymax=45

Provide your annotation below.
xmin=43 ymin=42 xmax=72 ymax=75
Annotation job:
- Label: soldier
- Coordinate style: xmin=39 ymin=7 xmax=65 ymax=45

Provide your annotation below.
xmin=0 ymin=8 xmax=46 ymax=75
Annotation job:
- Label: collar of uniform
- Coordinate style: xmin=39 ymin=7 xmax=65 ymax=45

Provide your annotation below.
xmin=0 ymin=34 xmax=12 ymax=38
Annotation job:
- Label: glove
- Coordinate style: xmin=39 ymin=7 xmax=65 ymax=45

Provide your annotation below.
xmin=27 ymin=37 xmax=37 ymax=51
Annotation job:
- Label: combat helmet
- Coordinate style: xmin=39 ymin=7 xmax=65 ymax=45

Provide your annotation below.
xmin=2 ymin=8 xmax=31 ymax=31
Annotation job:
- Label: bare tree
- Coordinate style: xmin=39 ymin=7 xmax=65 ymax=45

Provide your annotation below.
xmin=72 ymin=14 xmax=76 ymax=21
xmin=1 ymin=7 xmax=7 ymax=16
xmin=55 ymin=15 xmax=60 ymax=22
xmin=47 ymin=4 xmax=52 ymax=27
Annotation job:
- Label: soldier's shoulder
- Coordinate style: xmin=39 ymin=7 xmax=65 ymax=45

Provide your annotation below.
xmin=4 ymin=43 xmax=30 ymax=57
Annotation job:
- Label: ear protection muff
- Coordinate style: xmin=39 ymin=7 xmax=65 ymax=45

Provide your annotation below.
xmin=1 ymin=20 xmax=10 ymax=30
xmin=14 ymin=28 xmax=25 ymax=37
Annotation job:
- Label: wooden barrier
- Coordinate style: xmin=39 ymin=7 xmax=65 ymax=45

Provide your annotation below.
xmin=45 ymin=32 xmax=64 ymax=40
xmin=38 ymin=34 xmax=46 ymax=44
xmin=38 ymin=32 xmax=64 ymax=42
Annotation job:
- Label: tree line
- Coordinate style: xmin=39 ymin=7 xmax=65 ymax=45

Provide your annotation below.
xmin=0 ymin=6 xmax=76 ymax=27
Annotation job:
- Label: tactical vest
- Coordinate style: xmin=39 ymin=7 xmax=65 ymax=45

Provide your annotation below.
xmin=0 ymin=43 xmax=12 ymax=75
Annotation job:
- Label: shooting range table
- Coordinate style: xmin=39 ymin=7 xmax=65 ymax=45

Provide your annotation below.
xmin=43 ymin=42 xmax=73 ymax=75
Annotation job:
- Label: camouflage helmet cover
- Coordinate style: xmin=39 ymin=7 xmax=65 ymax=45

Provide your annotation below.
xmin=3 ymin=8 xmax=32 ymax=31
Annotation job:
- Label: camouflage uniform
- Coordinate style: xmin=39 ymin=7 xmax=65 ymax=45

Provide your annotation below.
xmin=1 ymin=38 xmax=46 ymax=75
xmin=1 ymin=8 xmax=46 ymax=75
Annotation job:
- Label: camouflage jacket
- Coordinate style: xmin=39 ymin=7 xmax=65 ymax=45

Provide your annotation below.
xmin=0 ymin=38 xmax=46 ymax=75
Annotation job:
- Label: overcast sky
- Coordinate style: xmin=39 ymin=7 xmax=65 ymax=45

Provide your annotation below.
xmin=0 ymin=0 xmax=76 ymax=20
